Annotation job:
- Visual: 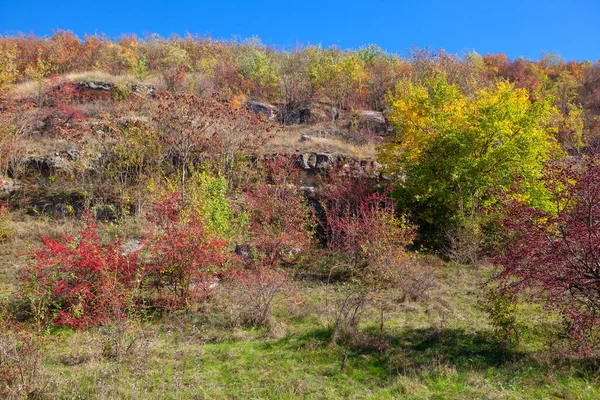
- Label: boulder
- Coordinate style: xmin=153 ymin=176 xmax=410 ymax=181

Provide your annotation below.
xmin=281 ymin=107 xmax=312 ymax=125
xmin=310 ymin=103 xmax=340 ymax=122
xmin=121 ymin=239 xmax=144 ymax=255
xmin=78 ymin=81 xmax=115 ymax=91
xmin=357 ymin=110 xmax=388 ymax=134
xmin=297 ymin=152 xmax=345 ymax=171
xmin=300 ymin=153 xmax=317 ymax=170
xmin=77 ymin=81 xmax=157 ymax=100
xmin=0 ymin=178 xmax=23 ymax=195
xmin=131 ymin=83 xmax=158 ymax=97
xmin=246 ymin=100 xmax=279 ymax=120
xmin=316 ymin=153 xmax=344 ymax=170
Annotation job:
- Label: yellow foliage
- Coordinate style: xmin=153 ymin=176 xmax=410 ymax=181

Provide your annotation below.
xmin=0 ymin=44 xmax=18 ymax=93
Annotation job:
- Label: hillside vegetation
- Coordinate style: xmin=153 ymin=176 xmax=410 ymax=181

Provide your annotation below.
xmin=0 ymin=32 xmax=599 ymax=399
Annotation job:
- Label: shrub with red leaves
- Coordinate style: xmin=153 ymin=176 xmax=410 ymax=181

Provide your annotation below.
xmin=21 ymin=220 xmax=142 ymax=328
xmin=243 ymin=182 xmax=314 ymax=267
xmin=320 ymin=173 xmax=414 ymax=288
xmin=494 ymin=155 xmax=600 ymax=352
xmin=229 ymin=160 xmax=314 ymax=326
xmin=39 ymin=79 xmax=86 ymax=136
xmin=144 ymin=192 xmax=228 ymax=310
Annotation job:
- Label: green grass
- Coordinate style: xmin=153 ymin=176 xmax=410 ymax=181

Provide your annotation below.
xmin=20 ymin=264 xmax=597 ymax=399
xmin=42 ymin=324 xmax=600 ymax=399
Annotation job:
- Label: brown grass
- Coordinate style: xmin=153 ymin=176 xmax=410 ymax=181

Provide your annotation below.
xmin=262 ymin=123 xmax=377 ymax=158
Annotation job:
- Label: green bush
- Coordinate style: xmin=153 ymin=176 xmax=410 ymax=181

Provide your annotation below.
xmin=479 ymin=287 xmax=521 ymax=344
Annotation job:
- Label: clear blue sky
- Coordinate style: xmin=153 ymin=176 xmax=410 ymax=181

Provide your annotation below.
xmin=1 ymin=0 xmax=599 ymax=61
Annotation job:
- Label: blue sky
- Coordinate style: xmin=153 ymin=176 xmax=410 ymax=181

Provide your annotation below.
xmin=1 ymin=0 xmax=598 ymax=61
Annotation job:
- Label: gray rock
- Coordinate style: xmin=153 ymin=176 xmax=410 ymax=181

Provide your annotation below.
xmin=0 ymin=178 xmax=23 ymax=195
xmin=299 ymin=135 xmax=311 ymax=142
xmin=131 ymin=84 xmax=158 ymax=96
xmin=246 ymin=100 xmax=279 ymax=120
xmin=121 ymin=239 xmax=144 ymax=255
xmin=78 ymin=81 xmax=115 ymax=91
xmin=357 ymin=110 xmax=387 ymax=134
xmin=78 ymin=81 xmax=157 ymax=98
xmin=300 ymin=153 xmax=317 ymax=169
xmin=281 ymin=107 xmax=312 ymax=125
xmin=65 ymin=149 xmax=80 ymax=161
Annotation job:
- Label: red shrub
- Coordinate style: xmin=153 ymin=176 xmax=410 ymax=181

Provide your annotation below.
xmin=39 ymin=80 xmax=86 ymax=135
xmin=243 ymin=182 xmax=313 ymax=266
xmin=320 ymin=173 xmax=414 ymax=286
xmin=229 ymin=161 xmax=314 ymax=326
xmin=494 ymin=155 xmax=600 ymax=352
xmin=21 ymin=220 xmax=142 ymax=328
xmin=144 ymin=192 xmax=228 ymax=310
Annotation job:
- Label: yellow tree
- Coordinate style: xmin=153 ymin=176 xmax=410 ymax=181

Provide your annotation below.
xmin=379 ymin=75 xmax=561 ymax=242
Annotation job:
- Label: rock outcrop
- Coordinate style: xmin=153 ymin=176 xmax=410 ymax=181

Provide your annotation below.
xmin=280 ymin=106 xmax=312 ymax=125
xmin=245 ymin=100 xmax=279 ymax=120
xmin=77 ymin=81 xmax=158 ymax=99
xmin=357 ymin=110 xmax=388 ymax=134
xmin=258 ymin=153 xmax=384 ymax=181
xmin=0 ymin=178 xmax=23 ymax=195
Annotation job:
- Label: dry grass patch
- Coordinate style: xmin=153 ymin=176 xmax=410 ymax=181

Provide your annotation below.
xmin=262 ymin=123 xmax=377 ymax=158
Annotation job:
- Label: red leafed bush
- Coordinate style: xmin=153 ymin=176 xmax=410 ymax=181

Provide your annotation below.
xmin=229 ymin=162 xmax=314 ymax=326
xmin=18 ymin=193 xmax=228 ymax=327
xmin=38 ymin=80 xmax=87 ymax=136
xmin=494 ymin=155 xmax=600 ymax=352
xmin=243 ymin=182 xmax=314 ymax=266
xmin=320 ymin=173 xmax=414 ymax=287
xmin=21 ymin=220 xmax=142 ymax=328
xmin=144 ymin=192 xmax=228 ymax=310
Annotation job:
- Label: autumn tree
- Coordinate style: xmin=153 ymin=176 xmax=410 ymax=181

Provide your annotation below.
xmin=380 ymin=74 xmax=560 ymax=243
xmin=494 ymin=155 xmax=600 ymax=352
xmin=278 ymin=48 xmax=312 ymax=123
xmin=0 ymin=41 xmax=18 ymax=93
xmin=237 ymin=38 xmax=279 ymax=100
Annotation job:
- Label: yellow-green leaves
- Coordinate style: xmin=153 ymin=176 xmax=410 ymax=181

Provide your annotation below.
xmin=380 ymin=75 xmax=561 ymax=233
xmin=0 ymin=43 xmax=18 ymax=93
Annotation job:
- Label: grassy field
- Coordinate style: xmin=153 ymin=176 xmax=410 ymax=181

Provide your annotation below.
xmin=4 ymin=260 xmax=593 ymax=399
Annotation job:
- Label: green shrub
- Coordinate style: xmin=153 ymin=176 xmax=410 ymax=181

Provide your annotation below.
xmin=112 ymin=82 xmax=132 ymax=100
xmin=479 ymin=287 xmax=521 ymax=344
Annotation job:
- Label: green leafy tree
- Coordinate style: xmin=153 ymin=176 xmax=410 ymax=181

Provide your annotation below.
xmin=379 ymin=75 xmax=561 ymax=242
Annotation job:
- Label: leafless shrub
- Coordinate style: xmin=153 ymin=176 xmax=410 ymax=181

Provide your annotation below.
xmin=229 ymin=267 xmax=289 ymax=328
xmin=0 ymin=329 xmax=51 ymax=399
xmin=398 ymin=255 xmax=440 ymax=302
xmin=444 ymin=218 xmax=484 ymax=266
xmin=99 ymin=319 xmax=150 ymax=363
xmin=186 ymin=72 xmax=214 ymax=98
xmin=329 ymin=288 xmax=369 ymax=345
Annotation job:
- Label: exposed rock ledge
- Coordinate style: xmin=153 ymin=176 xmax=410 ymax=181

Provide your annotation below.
xmin=77 ymin=81 xmax=158 ymax=97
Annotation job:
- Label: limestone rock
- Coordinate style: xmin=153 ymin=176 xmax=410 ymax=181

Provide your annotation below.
xmin=0 ymin=178 xmax=23 ymax=195
xmin=246 ymin=100 xmax=279 ymax=120
xmin=357 ymin=110 xmax=388 ymax=134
